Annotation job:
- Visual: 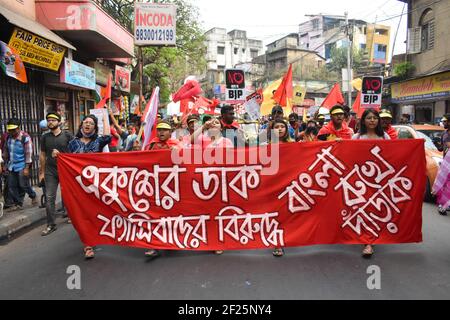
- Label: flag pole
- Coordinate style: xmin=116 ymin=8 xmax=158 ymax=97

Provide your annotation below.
xmin=137 ymin=44 xmax=144 ymax=143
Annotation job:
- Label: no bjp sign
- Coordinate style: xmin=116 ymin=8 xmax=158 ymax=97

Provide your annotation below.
xmin=225 ymin=69 xmax=245 ymax=102
xmin=361 ymin=76 xmax=383 ymax=109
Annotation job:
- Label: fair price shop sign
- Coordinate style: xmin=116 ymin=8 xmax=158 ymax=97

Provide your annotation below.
xmin=134 ymin=3 xmax=176 ymax=46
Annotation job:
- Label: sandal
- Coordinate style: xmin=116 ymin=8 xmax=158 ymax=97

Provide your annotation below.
xmin=144 ymin=249 xmax=159 ymax=258
xmin=272 ymin=248 xmax=284 ymax=257
xmin=214 ymin=250 xmax=224 ymax=255
xmin=438 ymin=206 xmax=447 ymax=216
xmin=362 ymin=245 xmax=374 ymax=258
xmin=41 ymin=225 xmax=57 ymax=236
xmin=84 ymin=246 xmax=95 ymax=259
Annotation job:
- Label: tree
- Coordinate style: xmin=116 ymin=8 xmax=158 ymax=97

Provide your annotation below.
xmin=98 ymin=0 xmax=206 ymax=103
xmin=393 ymin=62 xmax=415 ymax=79
xmin=141 ymin=0 xmax=206 ymax=103
xmin=327 ymin=46 xmax=366 ymax=73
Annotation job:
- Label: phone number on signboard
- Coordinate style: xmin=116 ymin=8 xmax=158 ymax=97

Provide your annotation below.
xmin=135 ymin=29 xmax=175 ymax=42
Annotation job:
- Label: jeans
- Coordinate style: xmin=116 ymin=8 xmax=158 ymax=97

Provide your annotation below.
xmin=45 ymin=170 xmax=59 ymax=227
xmin=7 ymin=170 xmax=36 ymax=206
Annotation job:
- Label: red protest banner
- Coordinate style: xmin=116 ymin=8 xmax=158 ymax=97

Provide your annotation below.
xmin=58 ymin=140 xmax=425 ymax=250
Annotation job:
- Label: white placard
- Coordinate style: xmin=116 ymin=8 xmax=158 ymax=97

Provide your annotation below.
xmin=90 ymin=109 xmax=110 ymax=136
xmin=134 ymin=3 xmax=177 ymax=46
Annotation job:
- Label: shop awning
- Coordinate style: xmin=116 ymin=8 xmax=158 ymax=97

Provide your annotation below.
xmin=0 ymin=6 xmax=76 ymax=51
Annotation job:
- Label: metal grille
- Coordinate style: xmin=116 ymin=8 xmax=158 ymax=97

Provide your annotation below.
xmin=0 ymin=69 xmax=45 ymax=185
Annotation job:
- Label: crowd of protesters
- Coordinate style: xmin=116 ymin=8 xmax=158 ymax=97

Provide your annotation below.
xmin=1 ymin=104 xmax=449 ymax=260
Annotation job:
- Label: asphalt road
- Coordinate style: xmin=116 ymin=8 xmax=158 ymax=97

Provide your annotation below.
xmin=1 ymin=203 xmax=449 ymax=300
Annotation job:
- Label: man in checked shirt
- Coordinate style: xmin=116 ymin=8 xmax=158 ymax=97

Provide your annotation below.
xmin=1 ymin=118 xmax=37 ymax=210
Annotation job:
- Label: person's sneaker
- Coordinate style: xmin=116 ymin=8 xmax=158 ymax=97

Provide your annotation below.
xmin=41 ymin=225 xmax=57 ymax=236
xmin=67 ymin=218 xmax=72 ymax=224
xmin=438 ymin=205 xmax=448 ymax=215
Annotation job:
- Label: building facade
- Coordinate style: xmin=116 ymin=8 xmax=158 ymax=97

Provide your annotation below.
xmin=298 ymin=14 xmax=391 ymax=65
xmin=0 ymin=0 xmax=134 ymax=183
xmin=389 ymin=0 xmax=450 ymax=123
xmin=264 ymin=33 xmax=326 ymax=80
xmin=203 ymin=28 xmax=264 ymax=98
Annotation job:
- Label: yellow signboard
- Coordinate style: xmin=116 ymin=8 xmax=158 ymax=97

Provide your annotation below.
xmin=391 ymin=71 xmax=450 ymax=102
xmin=292 ymin=85 xmax=306 ymax=105
xmin=8 ymin=28 xmax=66 ymax=71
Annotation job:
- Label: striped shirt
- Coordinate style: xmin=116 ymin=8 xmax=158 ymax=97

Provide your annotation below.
xmin=6 ymin=131 xmax=33 ymax=172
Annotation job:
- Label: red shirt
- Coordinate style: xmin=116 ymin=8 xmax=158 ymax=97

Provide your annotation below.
xmin=145 ymin=137 xmax=180 ymax=150
xmin=317 ymin=122 xmax=354 ymax=141
xmin=385 ymin=125 xmax=398 ymax=140
xmin=110 ymin=127 xmax=119 ymax=148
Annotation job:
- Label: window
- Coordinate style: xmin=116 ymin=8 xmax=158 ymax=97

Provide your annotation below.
xmin=217 ymin=46 xmax=225 ymax=55
xmin=419 ymin=9 xmax=435 ymax=51
xmin=375 ymin=29 xmax=388 ymax=36
xmin=234 ymin=48 xmax=238 ymax=55
xmin=311 ymin=34 xmax=321 ymax=40
xmin=374 ymin=44 xmax=387 ymax=62
xmin=242 ymin=48 xmax=246 ymax=54
xmin=360 ymin=43 xmax=367 ymax=51
xmin=312 ymin=19 xmax=319 ymax=31
xmin=250 ymin=49 xmax=258 ymax=59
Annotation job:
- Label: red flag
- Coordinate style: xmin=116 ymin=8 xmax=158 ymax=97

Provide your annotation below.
xmin=173 ymin=80 xmax=202 ymax=103
xmin=192 ymin=96 xmax=218 ymax=115
xmin=95 ymin=74 xmax=112 ymax=109
xmin=353 ymin=91 xmax=363 ymax=118
xmin=273 ymin=64 xmax=293 ymax=107
xmin=321 ymin=83 xmax=345 ymax=109
xmin=141 ymin=87 xmax=160 ymax=150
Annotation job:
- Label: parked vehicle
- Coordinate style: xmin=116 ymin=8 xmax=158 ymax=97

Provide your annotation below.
xmin=394 ymin=125 xmax=444 ymax=202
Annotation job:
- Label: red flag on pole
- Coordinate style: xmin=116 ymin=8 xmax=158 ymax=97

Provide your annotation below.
xmin=95 ymin=74 xmax=112 ymax=109
xmin=353 ymin=91 xmax=364 ymax=118
xmin=273 ymin=64 xmax=293 ymax=107
xmin=141 ymin=87 xmax=160 ymax=150
xmin=321 ymin=83 xmax=345 ymax=109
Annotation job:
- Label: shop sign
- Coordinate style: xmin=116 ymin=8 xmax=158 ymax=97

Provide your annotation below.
xmin=8 ymin=27 xmax=66 ymax=71
xmin=89 ymin=61 xmax=111 ymax=86
xmin=391 ymin=71 xmax=450 ymax=103
xmin=60 ymin=58 xmax=96 ymax=90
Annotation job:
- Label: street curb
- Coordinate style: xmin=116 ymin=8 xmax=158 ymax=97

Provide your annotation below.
xmin=0 ymin=208 xmax=46 ymax=240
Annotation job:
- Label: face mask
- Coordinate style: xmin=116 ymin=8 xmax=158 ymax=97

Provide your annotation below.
xmin=306 ymin=127 xmax=318 ymax=135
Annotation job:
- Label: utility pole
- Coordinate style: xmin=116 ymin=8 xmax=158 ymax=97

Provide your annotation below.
xmin=345 ymin=11 xmax=352 ymax=109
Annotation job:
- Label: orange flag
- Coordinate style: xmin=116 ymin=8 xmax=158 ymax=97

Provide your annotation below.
xmin=352 ymin=91 xmax=364 ymax=118
xmin=273 ymin=64 xmax=293 ymax=107
xmin=321 ymin=83 xmax=345 ymax=109
xmin=95 ymin=74 xmax=112 ymax=109
xmin=0 ymin=41 xmax=27 ymax=83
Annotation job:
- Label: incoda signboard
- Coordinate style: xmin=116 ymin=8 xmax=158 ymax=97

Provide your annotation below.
xmin=134 ymin=3 xmax=177 ymax=46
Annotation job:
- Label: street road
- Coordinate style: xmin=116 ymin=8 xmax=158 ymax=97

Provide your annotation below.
xmin=1 ymin=203 xmax=449 ymax=300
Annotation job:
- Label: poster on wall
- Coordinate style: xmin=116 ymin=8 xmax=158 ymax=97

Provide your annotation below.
xmin=115 ymin=65 xmax=131 ymax=92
